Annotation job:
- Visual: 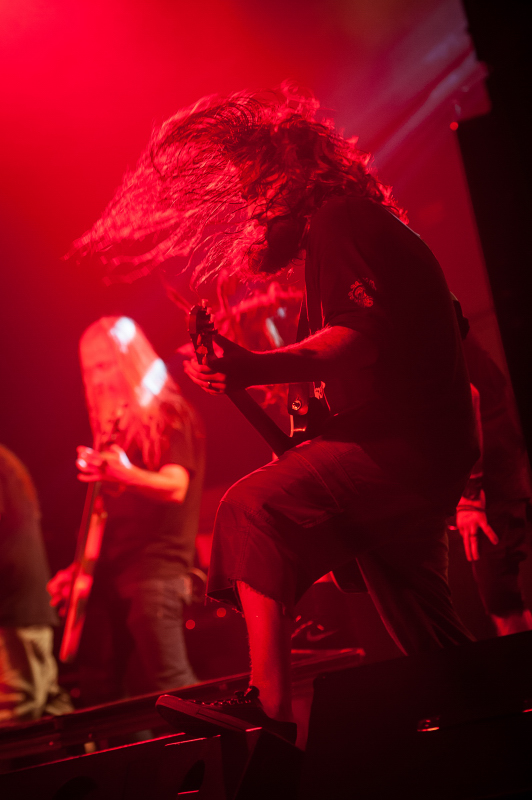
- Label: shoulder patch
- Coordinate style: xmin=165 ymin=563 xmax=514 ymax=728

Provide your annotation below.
xmin=348 ymin=279 xmax=376 ymax=308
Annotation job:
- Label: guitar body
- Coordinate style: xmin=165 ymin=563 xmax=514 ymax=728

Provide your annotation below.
xmin=287 ymin=382 xmax=330 ymax=445
xmin=59 ymin=488 xmax=108 ymax=663
xmin=189 ymin=302 xmax=328 ymax=456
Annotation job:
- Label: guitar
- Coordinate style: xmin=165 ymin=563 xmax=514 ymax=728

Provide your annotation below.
xmin=59 ymin=420 xmax=122 ymax=664
xmin=189 ymin=302 xmax=328 ymax=456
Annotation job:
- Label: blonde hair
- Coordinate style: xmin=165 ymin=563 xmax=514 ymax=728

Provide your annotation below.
xmin=79 ymin=317 xmax=192 ymax=470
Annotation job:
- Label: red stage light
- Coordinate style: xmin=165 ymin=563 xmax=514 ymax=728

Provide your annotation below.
xmin=450 ymin=121 xmax=459 ymax=131
xmin=417 ymin=717 xmax=440 ymax=732
xmin=216 ymin=607 xmax=227 ymax=618
xmin=185 ymin=619 xmax=196 ymax=630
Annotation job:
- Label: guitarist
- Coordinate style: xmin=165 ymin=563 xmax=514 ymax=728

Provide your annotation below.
xmin=0 ymin=444 xmax=72 ymax=722
xmin=48 ymin=317 xmax=204 ymax=705
xmin=68 ymin=85 xmax=479 ymax=741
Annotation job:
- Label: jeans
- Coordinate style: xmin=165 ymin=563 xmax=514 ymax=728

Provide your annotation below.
xmin=0 ymin=626 xmax=72 ymax=722
xmin=79 ymin=575 xmax=197 ymax=705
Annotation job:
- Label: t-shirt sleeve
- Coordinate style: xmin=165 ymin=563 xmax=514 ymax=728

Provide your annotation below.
xmin=160 ymin=425 xmax=198 ymax=477
xmin=308 ymin=197 xmax=392 ymax=345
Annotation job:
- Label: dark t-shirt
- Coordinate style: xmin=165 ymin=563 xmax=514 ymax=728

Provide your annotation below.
xmin=96 ymin=404 xmax=205 ymax=587
xmin=464 ymin=334 xmax=532 ymax=502
xmin=302 ymin=195 xmax=478 ymax=506
xmin=0 ymin=444 xmax=57 ymax=627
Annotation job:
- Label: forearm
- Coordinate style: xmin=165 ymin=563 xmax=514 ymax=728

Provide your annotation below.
xmin=120 ymin=465 xmax=189 ymax=503
xmin=216 ymin=326 xmax=377 ymax=388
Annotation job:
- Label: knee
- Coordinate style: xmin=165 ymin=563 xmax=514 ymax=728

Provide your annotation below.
xmin=220 ymin=472 xmax=264 ymax=510
xmin=216 ymin=480 xmax=261 ymax=527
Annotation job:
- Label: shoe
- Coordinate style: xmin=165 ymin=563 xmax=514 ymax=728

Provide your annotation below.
xmin=291 ymin=620 xmax=347 ymax=650
xmin=156 ymin=685 xmax=297 ymax=745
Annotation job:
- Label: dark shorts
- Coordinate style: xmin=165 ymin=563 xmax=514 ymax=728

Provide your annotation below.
xmin=207 ymin=435 xmax=473 ymax=655
xmin=472 ymin=500 xmax=530 ymax=617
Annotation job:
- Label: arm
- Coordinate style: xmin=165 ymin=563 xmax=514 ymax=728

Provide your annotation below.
xmin=456 ymin=491 xmax=498 ymax=561
xmin=183 ymin=325 xmax=378 ymax=394
xmin=76 ymin=444 xmax=190 ymax=503
xmin=456 ymin=384 xmax=498 ymax=560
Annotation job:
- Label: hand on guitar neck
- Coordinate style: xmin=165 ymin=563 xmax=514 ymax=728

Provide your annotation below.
xmin=183 ymin=334 xmax=253 ymax=394
xmin=47 ymin=563 xmax=78 ymax=619
xmin=185 ymin=302 xmax=330 ymax=457
xmin=185 ymin=303 xmax=254 ymax=393
xmin=185 ymin=301 xmax=311 ymax=393
xmin=46 ymin=491 xmax=106 ymax=620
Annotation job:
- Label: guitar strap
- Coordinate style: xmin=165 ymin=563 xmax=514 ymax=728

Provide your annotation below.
xmin=287 ymin=294 xmax=328 ymax=415
xmin=295 ymin=293 xmax=311 ymax=342
xmin=287 ymin=297 xmax=312 ymax=416
xmin=298 ymin=274 xmax=326 ymax=402
xmin=294 ymin=296 xmax=368 ymax=596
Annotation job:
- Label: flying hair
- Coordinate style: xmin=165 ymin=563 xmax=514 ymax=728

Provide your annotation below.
xmin=68 ymin=82 xmax=406 ymax=286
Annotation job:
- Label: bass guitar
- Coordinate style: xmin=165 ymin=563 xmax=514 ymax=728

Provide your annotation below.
xmin=189 ymin=302 xmax=328 ymax=456
xmin=59 ymin=420 xmax=122 ymax=663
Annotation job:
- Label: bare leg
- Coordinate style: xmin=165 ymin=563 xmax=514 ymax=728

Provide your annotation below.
xmin=491 ymin=609 xmax=532 ymax=636
xmin=236 ymin=580 xmax=294 ymax=722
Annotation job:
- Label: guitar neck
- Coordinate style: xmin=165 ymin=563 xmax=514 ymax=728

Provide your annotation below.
xmin=189 ymin=302 xmax=292 ymax=457
xmin=73 ymin=480 xmax=102 ymax=563
xmin=228 ymin=390 xmax=292 ymax=457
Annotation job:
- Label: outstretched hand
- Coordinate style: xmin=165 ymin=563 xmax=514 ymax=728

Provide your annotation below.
xmin=456 ymin=492 xmax=499 ymax=561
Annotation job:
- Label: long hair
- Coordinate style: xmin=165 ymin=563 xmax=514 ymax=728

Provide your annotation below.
xmin=69 ymin=82 xmax=406 ymax=286
xmin=79 ymin=317 xmax=195 ymax=470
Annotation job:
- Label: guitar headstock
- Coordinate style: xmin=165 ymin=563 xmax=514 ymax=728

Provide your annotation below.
xmin=189 ymin=301 xmax=217 ymax=365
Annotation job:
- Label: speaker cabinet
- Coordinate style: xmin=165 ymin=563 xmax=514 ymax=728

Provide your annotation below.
xmin=300 ymin=632 xmax=532 ymax=799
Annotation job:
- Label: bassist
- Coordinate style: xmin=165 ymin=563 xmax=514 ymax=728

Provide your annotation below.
xmin=48 ymin=317 xmax=204 ymax=705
